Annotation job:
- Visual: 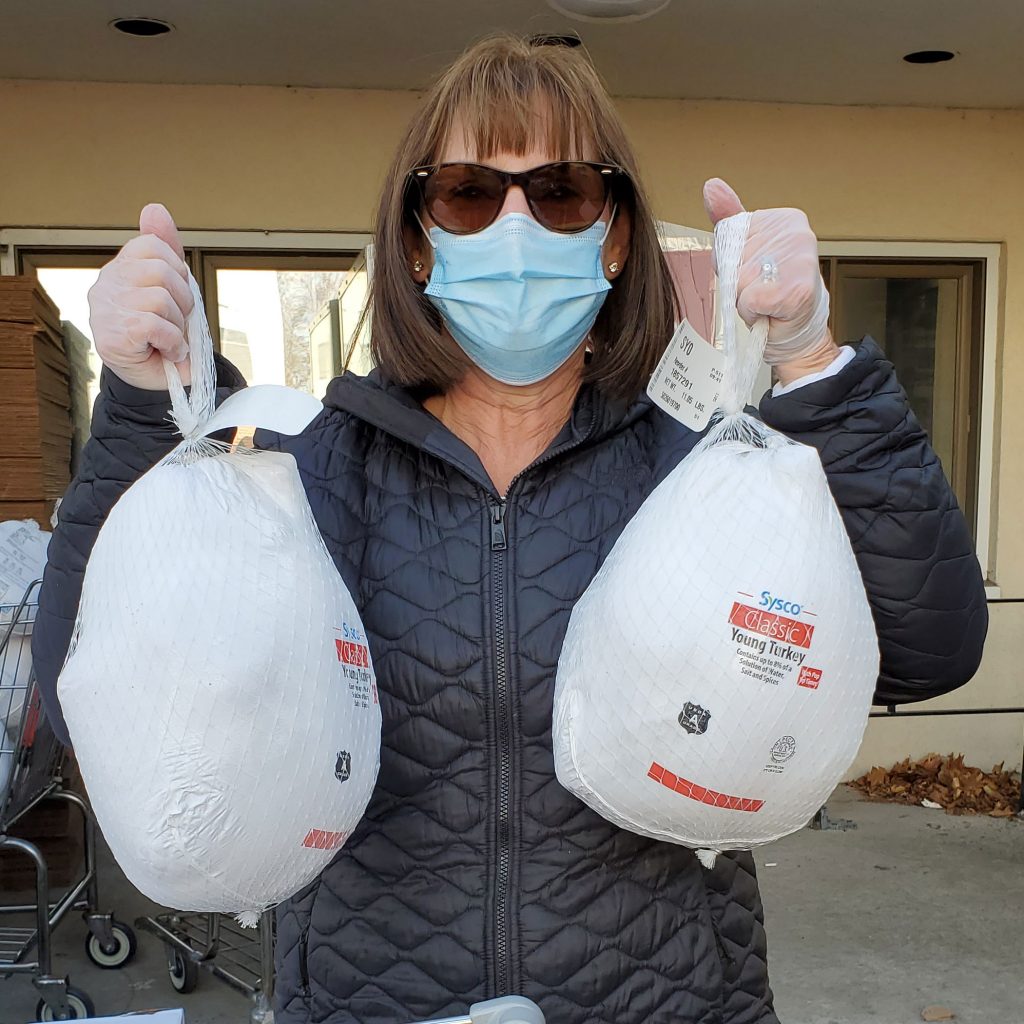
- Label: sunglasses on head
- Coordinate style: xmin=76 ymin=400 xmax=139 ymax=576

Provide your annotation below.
xmin=409 ymin=160 xmax=625 ymax=235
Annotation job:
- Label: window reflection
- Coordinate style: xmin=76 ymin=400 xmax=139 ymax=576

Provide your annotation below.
xmin=215 ymin=269 xmax=347 ymax=391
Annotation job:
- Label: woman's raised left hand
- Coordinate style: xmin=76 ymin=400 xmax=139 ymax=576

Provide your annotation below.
xmin=703 ymin=178 xmax=839 ymax=386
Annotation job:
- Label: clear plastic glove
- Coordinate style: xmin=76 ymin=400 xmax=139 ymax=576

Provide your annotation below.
xmin=703 ymin=179 xmax=838 ymax=383
xmin=87 ymin=204 xmax=194 ymax=390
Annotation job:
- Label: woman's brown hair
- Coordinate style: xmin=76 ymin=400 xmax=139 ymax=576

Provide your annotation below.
xmin=364 ymin=33 xmax=678 ymax=403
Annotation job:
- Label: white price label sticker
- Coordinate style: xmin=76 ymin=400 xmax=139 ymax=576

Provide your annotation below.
xmin=647 ymin=318 xmax=725 ymax=431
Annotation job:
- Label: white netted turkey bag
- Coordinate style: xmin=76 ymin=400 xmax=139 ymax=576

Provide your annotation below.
xmin=58 ymin=276 xmax=381 ymax=923
xmin=553 ymin=212 xmax=879 ymax=862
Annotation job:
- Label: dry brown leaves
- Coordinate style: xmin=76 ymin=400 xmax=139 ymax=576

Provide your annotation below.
xmin=849 ymin=753 xmax=1021 ymax=818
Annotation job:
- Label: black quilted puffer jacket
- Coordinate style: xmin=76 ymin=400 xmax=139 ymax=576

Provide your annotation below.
xmin=33 ymin=338 xmax=987 ymax=1024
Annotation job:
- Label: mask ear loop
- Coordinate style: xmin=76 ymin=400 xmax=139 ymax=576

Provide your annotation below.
xmin=600 ymin=204 xmax=618 ymax=244
xmin=584 ymin=205 xmax=619 ymax=357
xmin=413 ymin=210 xmax=438 ymax=251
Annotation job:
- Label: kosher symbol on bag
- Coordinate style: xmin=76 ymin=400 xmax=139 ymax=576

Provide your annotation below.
xmin=770 ymin=736 xmax=797 ymax=763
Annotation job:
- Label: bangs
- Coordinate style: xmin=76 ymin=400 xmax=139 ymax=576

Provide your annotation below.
xmin=439 ymin=81 xmax=593 ymax=163
xmin=421 ymin=38 xmax=608 ymax=164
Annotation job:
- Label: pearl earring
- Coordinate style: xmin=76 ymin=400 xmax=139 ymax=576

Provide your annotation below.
xmin=413 ymin=259 xmax=424 ymax=273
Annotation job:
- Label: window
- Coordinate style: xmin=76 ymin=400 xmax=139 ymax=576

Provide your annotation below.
xmin=12 ymin=238 xmax=364 ymax=415
xmin=19 ymin=252 xmax=116 ymax=417
xmin=339 ymin=246 xmax=374 ymax=377
xmin=309 ymin=299 xmax=342 ymax=399
xmin=199 ymin=253 xmax=355 ymax=391
xmin=820 ymin=254 xmax=988 ymax=546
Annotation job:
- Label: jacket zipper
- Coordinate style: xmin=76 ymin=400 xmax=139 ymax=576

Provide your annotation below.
xmin=489 ymin=498 xmax=512 ymax=997
xmin=487 ymin=403 xmax=596 ymax=998
xmin=298 ymin=931 xmax=310 ymax=994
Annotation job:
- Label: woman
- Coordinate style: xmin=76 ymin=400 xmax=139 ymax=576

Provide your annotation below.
xmin=34 ymin=34 xmax=986 ymax=1024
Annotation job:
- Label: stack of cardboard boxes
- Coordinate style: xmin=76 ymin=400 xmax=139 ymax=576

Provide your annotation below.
xmin=0 ymin=277 xmax=74 ymax=528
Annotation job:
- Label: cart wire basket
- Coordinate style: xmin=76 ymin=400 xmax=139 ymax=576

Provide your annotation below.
xmin=135 ymin=908 xmax=277 ymax=1024
xmin=1 ymin=579 xmax=138 ymax=1021
xmin=135 ymin=906 xmax=545 ymax=1024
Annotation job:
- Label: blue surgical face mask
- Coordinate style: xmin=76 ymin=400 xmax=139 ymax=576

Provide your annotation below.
xmin=422 ymin=213 xmax=613 ymax=386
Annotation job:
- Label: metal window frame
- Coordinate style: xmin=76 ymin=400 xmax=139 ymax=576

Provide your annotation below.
xmin=0 ymin=227 xmax=372 ymax=275
xmin=7 ymin=232 xmax=365 ymax=377
xmin=820 ymin=240 xmax=1001 ymax=593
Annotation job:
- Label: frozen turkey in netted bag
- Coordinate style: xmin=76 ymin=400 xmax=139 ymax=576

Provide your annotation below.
xmin=553 ymin=212 xmax=879 ymax=861
xmin=58 ymin=274 xmax=381 ymax=923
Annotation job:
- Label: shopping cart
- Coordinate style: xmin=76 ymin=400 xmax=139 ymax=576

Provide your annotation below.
xmin=136 ymin=909 xmax=277 ymax=1024
xmin=1 ymin=579 xmax=138 ymax=1021
xmin=136 ymin=904 xmax=545 ymax=1024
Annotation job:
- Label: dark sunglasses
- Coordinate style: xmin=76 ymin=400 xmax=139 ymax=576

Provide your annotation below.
xmin=408 ymin=160 xmax=625 ymax=235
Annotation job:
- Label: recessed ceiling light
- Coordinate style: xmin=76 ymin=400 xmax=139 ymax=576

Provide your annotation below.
xmin=903 ymin=50 xmax=955 ymax=64
xmin=546 ymin=0 xmax=671 ymax=24
xmin=110 ymin=17 xmax=174 ymax=37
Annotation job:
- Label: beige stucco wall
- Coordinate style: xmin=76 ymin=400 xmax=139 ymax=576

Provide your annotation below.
xmin=1 ymin=79 xmax=1020 ymax=774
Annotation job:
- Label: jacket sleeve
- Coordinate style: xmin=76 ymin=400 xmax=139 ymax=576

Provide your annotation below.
xmin=759 ymin=337 xmax=988 ymax=706
xmin=31 ymin=356 xmax=247 ymax=745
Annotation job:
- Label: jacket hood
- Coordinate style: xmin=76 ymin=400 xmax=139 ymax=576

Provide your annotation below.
xmin=322 ymin=368 xmax=656 ymax=494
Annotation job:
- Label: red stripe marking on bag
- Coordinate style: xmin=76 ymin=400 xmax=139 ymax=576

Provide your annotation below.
xmin=648 ymin=762 xmax=764 ymax=813
xmin=302 ymin=829 xmax=348 ymax=850
xmin=335 ymin=640 xmax=370 ymax=667
xmin=728 ymin=602 xmax=815 ymax=649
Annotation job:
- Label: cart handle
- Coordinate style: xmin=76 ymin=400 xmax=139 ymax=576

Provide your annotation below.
xmin=413 ymin=995 xmax=545 ymax=1024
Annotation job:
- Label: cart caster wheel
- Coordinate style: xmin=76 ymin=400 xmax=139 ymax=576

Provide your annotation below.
xmin=35 ymin=987 xmax=96 ymax=1020
xmin=167 ymin=945 xmax=199 ymax=994
xmin=85 ymin=920 xmax=137 ymax=969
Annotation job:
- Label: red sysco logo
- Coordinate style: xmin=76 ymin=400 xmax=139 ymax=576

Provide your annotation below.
xmin=335 ymin=640 xmax=370 ymax=667
xmin=729 ymin=602 xmax=815 ymax=649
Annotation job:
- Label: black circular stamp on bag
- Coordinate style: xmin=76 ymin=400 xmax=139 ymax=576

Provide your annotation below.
xmin=770 ymin=736 xmax=797 ymax=763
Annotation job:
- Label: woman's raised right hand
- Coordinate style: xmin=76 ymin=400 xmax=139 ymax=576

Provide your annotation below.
xmin=88 ymin=203 xmax=195 ymax=390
